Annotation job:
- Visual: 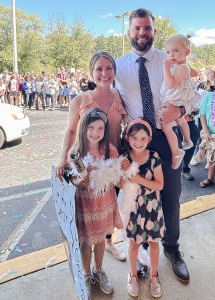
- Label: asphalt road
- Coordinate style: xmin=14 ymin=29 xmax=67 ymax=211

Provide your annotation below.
xmin=0 ymin=108 xmax=214 ymax=262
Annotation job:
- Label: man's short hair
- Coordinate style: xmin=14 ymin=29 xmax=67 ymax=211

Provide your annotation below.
xmin=129 ymin=8 xmax=155 ymax=25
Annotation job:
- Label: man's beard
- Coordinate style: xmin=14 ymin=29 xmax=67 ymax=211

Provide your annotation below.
xmin=129 ymin=35 xmax=154 ymax=52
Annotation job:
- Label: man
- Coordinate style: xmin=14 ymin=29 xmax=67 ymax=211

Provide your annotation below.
xmin=115 ymin=8 xmax=195 ymax=283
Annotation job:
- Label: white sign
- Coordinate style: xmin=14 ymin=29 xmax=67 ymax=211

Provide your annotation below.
xmin=51 ymin=166 xmax=87 ymax=300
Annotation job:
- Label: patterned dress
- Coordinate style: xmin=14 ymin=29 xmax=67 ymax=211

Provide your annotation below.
xmin=126 ymin=151 xmax=165 ymax=244
xmin=75 ymin=144 xmax=123 ymax=246
xmin=160 ymin=63 xmax=195 ymax=106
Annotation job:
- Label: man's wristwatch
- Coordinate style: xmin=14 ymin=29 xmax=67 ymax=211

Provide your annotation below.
xmin=179 ymin=105 xmax=186 ymax=118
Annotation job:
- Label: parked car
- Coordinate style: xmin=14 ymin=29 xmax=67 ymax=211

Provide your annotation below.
xmin=0 ymin=103 xmax=30 ymax=148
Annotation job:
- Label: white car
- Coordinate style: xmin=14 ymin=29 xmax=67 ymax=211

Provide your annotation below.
xmin=0 ymin=103 xmax=30 ymax=148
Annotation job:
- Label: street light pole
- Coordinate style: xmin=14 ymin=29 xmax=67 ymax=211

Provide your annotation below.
xmin=11 ymin=0 xmax=18 ymax=73
xmin=115 ymin=12 xmax=131 ymax=56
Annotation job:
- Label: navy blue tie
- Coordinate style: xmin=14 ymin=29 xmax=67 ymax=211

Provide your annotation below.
xmin=137 ymin=57 xmax=157 ymax=130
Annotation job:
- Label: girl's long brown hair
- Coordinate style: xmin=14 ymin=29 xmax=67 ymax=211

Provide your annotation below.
xmin=74 ymin=107 xmax=110 ymax=159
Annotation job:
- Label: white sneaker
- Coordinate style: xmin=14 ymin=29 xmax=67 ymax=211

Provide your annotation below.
xmin=205 ymin=163 xmax=209 ymax=169
xmin=182 ymin=140 xmax=193 ymax=150
xmin=190 ymin=157 xmax=198 ymax=166
xmin=92 ymin=267 xmax=113 ymax=294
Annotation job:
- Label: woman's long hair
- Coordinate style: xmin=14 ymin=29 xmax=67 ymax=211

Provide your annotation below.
xmin=73 ymin=107 xmax=110 ymax=159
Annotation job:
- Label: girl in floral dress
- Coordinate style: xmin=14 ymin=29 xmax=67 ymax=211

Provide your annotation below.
xmin=70 ymin=107 xmax=123 ymax=300
xmin=120 ymin=118 xmax=165 ymax=298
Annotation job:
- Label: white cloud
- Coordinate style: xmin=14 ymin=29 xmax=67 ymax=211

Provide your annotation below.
xmin=107 ymin=29 xmax=114 ymax=34
xmin=191 ymin=29 xmax=215 ymax=46
xmin=113 ymin=33 xmax=122 ymax=37
xmin=124 ymin=21 xmax=129 ymax=25
xmin=100 ymin=13 xmax=113 ymax=18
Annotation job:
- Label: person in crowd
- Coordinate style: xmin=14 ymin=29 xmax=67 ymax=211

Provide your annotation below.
xmin=67 ymin=75 xmax=78 ymax=99
xmin=160 ymin=35 xmax=196 ymax=169
xmin=8 ymin=72 xmax=22 ymax=106
xmin=0 ymin=79 xmax=6 ymax=103
xmin=45 ymin=74 xmax=57 ymax=111
xmin=196 ymin=67 xmax=206 ymax=83
xmin=30 ymin=75 xmax=36 ymax=108
xmin=34 ymin=75 xmax=45 ymax=110
xmin=80 ymin=73 xmax=90 ymax=92
xmin=59 ymin=67 xmax=69 ymax=107
xmin=195 ymin=91 xmax=215 ymax=187
xmin=120 ymin=118 xmax=164 ymax=298
xmin=1 ymin=70 xmax=10 ymax=103
xmin=69 ymin=107 xmax=123 ymax=300
xmin=56 ymin=51 xmax=127 ymax=262
xmin=190 ymin=65 xmax=215 ymax=167
xmin=22 ymin=76 xmax=33 ymax=109
xmin=115 ymin=8 xmax=197 ymax=283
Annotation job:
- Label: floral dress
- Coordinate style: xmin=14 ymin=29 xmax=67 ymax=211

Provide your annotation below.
xmin=126 ymin=151 xmax=165 ymax=243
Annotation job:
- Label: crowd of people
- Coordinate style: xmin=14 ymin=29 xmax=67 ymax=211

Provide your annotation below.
xmin=0 ymin=67 xmax=91 ymax=110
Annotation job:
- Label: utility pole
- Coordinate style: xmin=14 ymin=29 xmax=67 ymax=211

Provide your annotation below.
xmin=11 ymin=0 xmax=18 ymax=72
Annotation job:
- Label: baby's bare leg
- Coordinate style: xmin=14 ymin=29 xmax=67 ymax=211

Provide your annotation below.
xmin=176 ymin=117 xmax=191 ymax=142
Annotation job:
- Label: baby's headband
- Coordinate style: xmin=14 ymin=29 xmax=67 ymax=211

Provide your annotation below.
xmin=125 ymin=118 xmax=152 ymax=137
xmin=90 ymin=111 xmax=107 ymax=123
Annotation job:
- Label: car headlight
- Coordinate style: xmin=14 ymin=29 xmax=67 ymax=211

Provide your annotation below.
xmin=10 ymin=110 xmax=25 ymax=120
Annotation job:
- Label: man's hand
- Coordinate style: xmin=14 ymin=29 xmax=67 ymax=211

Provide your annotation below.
xmin=56 ymin=157 xmax=69 ymax=181
xmin=158 ymin=103 xmax=181 ymax=123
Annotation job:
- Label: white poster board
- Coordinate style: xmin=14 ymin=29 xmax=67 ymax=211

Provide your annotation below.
xmin=70 ymin=68 xmax=76 ymax=74
xmin=51 ymin=166 xmax=87 ymax=300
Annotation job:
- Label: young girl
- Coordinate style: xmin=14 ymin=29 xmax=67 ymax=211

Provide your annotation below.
xmin=120 ymin=118 xmax=164 ymax=298
xmin=70 ymin=107 xmax=123 ymax=300
xmin=195 ymin=91 xmax=215 ymax=188
xmin=160 ymin=34 xmax=196 ymax=169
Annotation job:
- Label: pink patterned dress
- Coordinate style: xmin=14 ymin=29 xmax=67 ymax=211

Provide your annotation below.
xmin=75 ymin=144 xmax=123 ymax=246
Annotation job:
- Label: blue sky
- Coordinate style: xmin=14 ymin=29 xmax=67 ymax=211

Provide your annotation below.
xmin=2 ymin=0 xmax=215 ymax=46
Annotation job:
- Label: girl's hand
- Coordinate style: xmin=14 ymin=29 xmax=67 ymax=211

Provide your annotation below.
xmin=72 ymin=175 xmax=89 ymax=188
xmin=119 ymin=177 xmax=126 ymax=189
xmin=163 ymin=59 xmax=172 ymax=69
xmin=129 ymin=174 xmax=141 ymax=184
xmin=121 ymin=158 xmax=131 ymax=171
xmin=87 ymin=165 xmax=97 ymax=172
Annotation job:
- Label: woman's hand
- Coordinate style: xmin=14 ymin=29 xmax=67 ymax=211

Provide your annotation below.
xmin=121 ymin=158 xmax=131 ymax=171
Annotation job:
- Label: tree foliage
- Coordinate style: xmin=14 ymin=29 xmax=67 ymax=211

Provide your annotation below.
xmin=0 ymin=4 xmax=214 ymax=73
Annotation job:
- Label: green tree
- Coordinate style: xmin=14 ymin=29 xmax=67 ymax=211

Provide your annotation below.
xmin=0 ymin=4 xmax=45 ymax=73
xmin=46 ymin=16 xmax=95 ymax=71
xmin=191 ymin=44 xmax=215 ymax=66
xmin=153 ymin=15 xmax=178 ymax=50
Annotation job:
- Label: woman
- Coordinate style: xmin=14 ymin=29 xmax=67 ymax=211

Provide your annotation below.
xmin=190 ymin=65 xmax=215 ymax=167
xmin=56 ymin=51 xmax=127 ymax=262
xmin=196 ymin=67 xmax=206 ymax=83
